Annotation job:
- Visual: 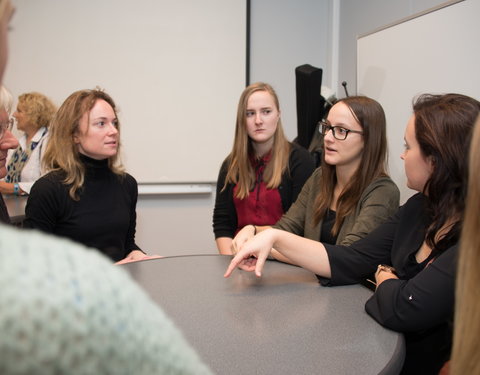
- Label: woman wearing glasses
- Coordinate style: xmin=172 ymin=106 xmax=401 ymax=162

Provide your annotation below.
xmin=0 ymin=92 xmax=56 ymax=195
xmin=231 ymin=95 xmax=399 ymax=256
xmin=226 ymin=93 xmax=480 ymax=374
xmin=213 ymin=82 xmax=315 ymax=254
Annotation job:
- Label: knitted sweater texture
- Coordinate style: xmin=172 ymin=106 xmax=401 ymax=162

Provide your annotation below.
xmin=0 ymin=224 xmax=212 ymax=375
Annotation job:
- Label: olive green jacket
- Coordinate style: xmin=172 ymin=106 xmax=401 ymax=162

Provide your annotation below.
xmin=274 ymin=168 xmax=400 ymax=245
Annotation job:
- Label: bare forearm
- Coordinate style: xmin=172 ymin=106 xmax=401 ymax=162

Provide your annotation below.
xmin=0 ymin=181 xmax=14 ymax=194
xmin=270 ymin=229 xmax=332 ymax=278
xmin=270 ymin=248 xmax=294 ymax=264
xmin=0 ymin=181 xmax=25 ymax=195
xmin=216 ymin=237 xmax=233 ymax=255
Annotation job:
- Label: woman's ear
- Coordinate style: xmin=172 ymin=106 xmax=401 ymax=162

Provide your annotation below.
xmin=426 ymin=155 xmax=435 ymax=173
xmin=73 ymin=132 xmax=80 ymax=144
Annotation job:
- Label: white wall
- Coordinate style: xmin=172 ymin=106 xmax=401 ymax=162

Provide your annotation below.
xmin=6 ymin=0 xmax=246 ymax=184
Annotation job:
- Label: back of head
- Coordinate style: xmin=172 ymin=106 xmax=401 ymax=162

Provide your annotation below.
xmin=0 ymin=225 xmax=212 ymax=375
xmin=17 ymin=92 xmax=57 ymax=130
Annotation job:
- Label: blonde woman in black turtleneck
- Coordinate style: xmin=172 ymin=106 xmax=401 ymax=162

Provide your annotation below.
xmin=24 ymin=89 xmax=146 ymax=263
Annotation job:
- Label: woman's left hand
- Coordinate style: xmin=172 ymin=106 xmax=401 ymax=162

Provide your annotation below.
xmin=116 ymin=250 xmax=163 ymax=265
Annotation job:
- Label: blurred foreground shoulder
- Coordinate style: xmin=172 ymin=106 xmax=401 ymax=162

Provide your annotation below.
xmin=0 ymin=225 xmax=212 ymax=375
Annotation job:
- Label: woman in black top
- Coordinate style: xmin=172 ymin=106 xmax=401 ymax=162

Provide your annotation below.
xmin=25 ymin=89 xmax=146 ymax=263
xmin=225 ymin=93 xmax=480 ymax=374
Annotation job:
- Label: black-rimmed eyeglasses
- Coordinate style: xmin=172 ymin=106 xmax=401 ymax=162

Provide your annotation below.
xmin=0 ymin=117 xmax=15 ymax=140
xmin=319 ymin=120 xmax=363 ymax=140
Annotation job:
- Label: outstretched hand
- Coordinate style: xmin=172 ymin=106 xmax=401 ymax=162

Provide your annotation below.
xmin=224 ymin=229 xmax=277 ymax=278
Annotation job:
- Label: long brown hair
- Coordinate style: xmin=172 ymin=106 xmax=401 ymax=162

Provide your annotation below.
xmin=413 ymin=94 xmax=480 ymax=254
xmin=223 ymin=82 xmax=290 ymax=199
xmin=450 ymin=115 xmax=480 ymax=375
xmin=313 ymin=96 xmax=388 ymax=235
xmin=43 ymin=88 xmax=124 ymax=200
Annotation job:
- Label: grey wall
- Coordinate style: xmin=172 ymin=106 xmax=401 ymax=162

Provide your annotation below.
xmin=250 ymin=0 xmax=333 ymax=141
xmin=139 ymin=0 xmax=452 ymax=256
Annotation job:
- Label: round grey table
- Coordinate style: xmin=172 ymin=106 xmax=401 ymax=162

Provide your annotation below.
xmin=122 ymin=254 xmax=405 ymax=374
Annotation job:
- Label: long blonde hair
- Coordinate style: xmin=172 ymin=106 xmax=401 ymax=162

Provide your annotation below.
xmin=43 ymin=89 xmax=124 ymax=200
xmin=450 ymin=115 xmax=480 ymax=374
xmin=223 ymin=82 xmax=290 ymax=199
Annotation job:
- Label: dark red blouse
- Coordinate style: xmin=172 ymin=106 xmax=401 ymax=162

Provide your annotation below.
xmin=233 ymin=153 xmax=283 ymax=234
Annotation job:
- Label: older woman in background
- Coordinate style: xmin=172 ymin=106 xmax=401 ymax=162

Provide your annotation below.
xmin=0 ymin=91 xmax=56 ymax=195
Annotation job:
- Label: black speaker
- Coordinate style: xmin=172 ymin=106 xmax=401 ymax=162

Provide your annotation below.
xmin=295 ymin=64 xmax=325 ymax=149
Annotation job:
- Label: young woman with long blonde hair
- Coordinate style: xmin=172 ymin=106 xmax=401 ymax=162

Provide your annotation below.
xmin=213 ymin=82 xmax=315 ymax=254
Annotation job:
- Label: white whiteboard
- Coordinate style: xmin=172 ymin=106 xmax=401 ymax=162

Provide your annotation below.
xmin=357 ymin=0 xmax=480 ymax=203
xmin=5 ymin=0 xmax=246 ymax=183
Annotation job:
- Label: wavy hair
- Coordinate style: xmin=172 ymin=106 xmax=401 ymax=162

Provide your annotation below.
xmin=43 ymin=88 xmax=124 ymax=200
xmin=223 ymin=82 xmax=290 ymax=199
xmin=450 ymin=115 xmax=480 ymax=375
xmin=413 ymin=93 xmax=480 ymax=254
xmin=17 ymin=92 xmax=57 ymax=130
xmin=313 ymin=96 xmax=388 ymax=235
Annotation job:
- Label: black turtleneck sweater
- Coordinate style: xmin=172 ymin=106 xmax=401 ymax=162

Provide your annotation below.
xmin=24 ymin=155 xmax=141 ymax=261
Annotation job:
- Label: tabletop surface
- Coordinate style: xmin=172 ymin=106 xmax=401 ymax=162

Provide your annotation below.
xmin=122 ymin=254 xmax=405 ymax=375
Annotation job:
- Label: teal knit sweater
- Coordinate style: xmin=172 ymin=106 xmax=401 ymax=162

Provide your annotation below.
xmin=0 ymin=225 xmax=212 ymax=375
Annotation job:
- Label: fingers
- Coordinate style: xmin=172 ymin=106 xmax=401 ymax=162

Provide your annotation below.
xmin=254 ymin=253 xmax=267 ymax=277
xmin=237 ymin=259 xmax=257 ymax=272
xmin=224 ymin=254 xmax=242 ymax=277
xmin=231 ymin=239 xmax=238 ymax=255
